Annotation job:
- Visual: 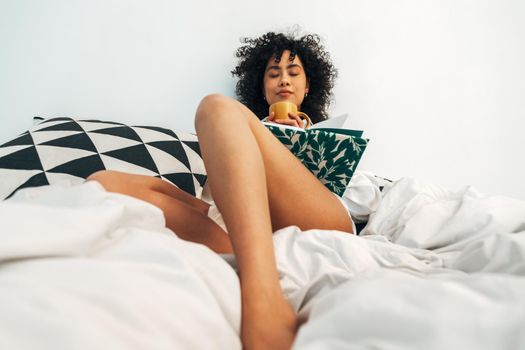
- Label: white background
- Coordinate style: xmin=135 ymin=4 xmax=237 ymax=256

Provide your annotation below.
xmin=1 ymin=0 xmax=524 ymax=199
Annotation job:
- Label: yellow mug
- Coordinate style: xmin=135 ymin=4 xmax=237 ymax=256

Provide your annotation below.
xmin=269 ymin=101 xmax=312 ymax=128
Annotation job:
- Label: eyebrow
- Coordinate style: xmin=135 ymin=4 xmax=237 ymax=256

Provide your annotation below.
xmin=265 ymin=63 xmax=303 ymax=72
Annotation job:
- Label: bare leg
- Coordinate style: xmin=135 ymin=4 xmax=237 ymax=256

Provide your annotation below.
xmin=88 ymin=170 xmax=210 ymax=213
xmin=197 ymin=96 xmax=353 ymax=234
xmin=87 ymin=171 xmax=233 ymax=254
xmin=195 ymin=94 xmax=354 ymax=349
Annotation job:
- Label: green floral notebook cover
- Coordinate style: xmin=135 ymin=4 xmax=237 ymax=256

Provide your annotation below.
xmin=263 ymin=122 xmax=369 ymax=196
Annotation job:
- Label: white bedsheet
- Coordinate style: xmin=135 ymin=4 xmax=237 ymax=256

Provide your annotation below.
xmin=276 ymin=178 xmax=525 ymax=349
xmin=0 ymin=182 xmax=241 ymax=349
xmin=1 ymin=178 xmax=524 ymax=349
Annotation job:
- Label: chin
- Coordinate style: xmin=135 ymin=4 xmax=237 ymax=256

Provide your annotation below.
xmin=275 ymin=96 xmax=297 ymax=104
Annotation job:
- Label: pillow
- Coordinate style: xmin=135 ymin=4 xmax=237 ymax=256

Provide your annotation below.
xmin=0 ymin=117 xmax=207 ymax=200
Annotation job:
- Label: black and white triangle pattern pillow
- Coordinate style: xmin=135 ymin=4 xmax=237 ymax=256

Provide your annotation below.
xmin=0 ymin=117 xmax=207 ymax=199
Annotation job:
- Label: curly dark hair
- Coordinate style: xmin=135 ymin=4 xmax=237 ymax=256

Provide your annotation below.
xmin=231 ymin=31 xmax=338 ymax=123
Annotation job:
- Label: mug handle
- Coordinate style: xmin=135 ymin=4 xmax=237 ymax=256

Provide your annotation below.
xmin=297 ymin=112 xmax=312 ymax=129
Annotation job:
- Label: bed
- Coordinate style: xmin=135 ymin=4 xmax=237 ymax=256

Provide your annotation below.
xmin=1 ymin=117 xmax=524 ymax=349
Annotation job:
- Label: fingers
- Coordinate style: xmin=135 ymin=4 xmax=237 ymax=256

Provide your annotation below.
xmin=274 ymin=119 xmax=300 ymax=128
xmin=288 ymin=112 xmax=305 ymax=128
xmin=265 ymin=112 xmax=304 ymax=128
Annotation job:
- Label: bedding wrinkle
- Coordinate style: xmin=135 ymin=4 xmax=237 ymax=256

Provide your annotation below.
xmin=274 ymin=177 xmax=525 ymax=350
xmin=0 ymin=182 xmax=241 ymax=349
xmin=2 ymin=176 xmax=525 ymax=349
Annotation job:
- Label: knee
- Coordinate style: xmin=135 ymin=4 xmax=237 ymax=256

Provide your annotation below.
xmin=86 ymin=170 xmax=111 ymax=185
xmin=197 ymin=93 xmax=231 ymax=112
xmin=86 ymin=170 xmax=127 ymax=192
xmin=195 ymin=93 xmax=241 ymax=130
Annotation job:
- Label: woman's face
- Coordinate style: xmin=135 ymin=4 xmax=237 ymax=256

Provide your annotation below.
xmin=263 ymin=50 xmax=309 ymax=109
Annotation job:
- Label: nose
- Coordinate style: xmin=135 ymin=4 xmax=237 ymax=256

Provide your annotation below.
xmin=278 ymin=72 xmax=291 ymax=87
xmin=279 ymin=77 xmax=291 ymax=87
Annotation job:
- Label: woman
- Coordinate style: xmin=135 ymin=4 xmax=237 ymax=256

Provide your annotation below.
xmin=88 ymin=32 xmax=354 ymax=350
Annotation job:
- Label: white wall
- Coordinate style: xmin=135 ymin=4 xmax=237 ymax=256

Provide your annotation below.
xmin=1 ymin=0 xmax=524 ymax=199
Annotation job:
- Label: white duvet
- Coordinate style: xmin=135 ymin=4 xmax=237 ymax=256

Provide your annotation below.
xmin=0 ymin=182 xmax=241 ymax=349
xmin=1 ymin=177 xmax=524 ymax=349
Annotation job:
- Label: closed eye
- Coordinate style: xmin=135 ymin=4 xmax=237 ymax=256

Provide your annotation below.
xmin=288 ymin=67 xmax=302 ymax=76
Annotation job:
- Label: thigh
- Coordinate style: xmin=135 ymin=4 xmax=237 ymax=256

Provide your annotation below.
xmin=235 ymin=103 xmax=354 ymax=233
xmin=87 ymin=170 xmax=210 ymax=214
xmin=88 ymin=171 xmax=231 ymax=253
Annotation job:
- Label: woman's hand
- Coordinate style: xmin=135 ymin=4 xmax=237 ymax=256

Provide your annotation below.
xmin=266 ymin=112 xmax=306 ymax=129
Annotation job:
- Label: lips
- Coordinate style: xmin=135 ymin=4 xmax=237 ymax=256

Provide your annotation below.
xmin=278 ymin=90 xmax=293 ymax=96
